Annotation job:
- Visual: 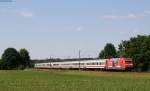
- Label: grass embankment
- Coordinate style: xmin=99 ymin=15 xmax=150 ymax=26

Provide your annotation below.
xmin=0 ymin=69 xmax=149 ymax=91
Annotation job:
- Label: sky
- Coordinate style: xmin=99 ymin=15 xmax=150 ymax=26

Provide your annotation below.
xmin=0 ymin=0 xmax=150 ymax=59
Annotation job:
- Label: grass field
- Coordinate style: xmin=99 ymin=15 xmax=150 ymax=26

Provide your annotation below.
xmin=0 ymin=69 xmax=150 ymax=91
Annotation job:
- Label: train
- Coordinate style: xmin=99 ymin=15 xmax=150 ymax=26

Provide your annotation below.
xmin=34 ymin=58 xmax=133 ymax=71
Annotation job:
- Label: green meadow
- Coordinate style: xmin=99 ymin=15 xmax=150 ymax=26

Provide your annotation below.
xmin=0 ymin=69 xmax=149 ymax=91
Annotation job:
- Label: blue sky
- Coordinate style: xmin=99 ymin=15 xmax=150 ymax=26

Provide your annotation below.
xmin=0 ymin=0 xmax=150 ymax=59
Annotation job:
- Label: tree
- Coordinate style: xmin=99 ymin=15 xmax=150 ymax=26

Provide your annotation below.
xmin=119 ymin=35 xmax=150 ymax=71
xmin=19 ymin=48 xmax=31 ymax=68
xmin=1 ymin=48 xmax=21 ymax=69
xmin=99 ymin=50 xmax=105 ymax=59
xmin=99 ymin=43 xmax=117 ymax=59
xmin=117 ymin=42 xmax=126 ymax=57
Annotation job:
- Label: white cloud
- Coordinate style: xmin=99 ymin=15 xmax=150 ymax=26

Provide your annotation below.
xmin=103 ymin=15 xmax=118 ymax=19
xmin=0 ymin=9 xmax=34 ymax=17
xmin=76 ymin=26 xmax=83 ymax=31
xmin=103 ymin=14 xmax=138 ymax=19
xmin=127 ymin=14 xmax=137 ymax=19
xmin=144 ymin=10 xmax=150 ymax=15
xmin=17 ymin=11 xmax=33 ymax=17
xmin=102 ymin=10 xmax=150 ymax=20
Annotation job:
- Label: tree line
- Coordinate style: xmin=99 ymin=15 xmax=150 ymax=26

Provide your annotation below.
xmin=99 ymin=35 xmax=150 ymax=71
xmin=0 ymin=48 xmax=32 ymax=70
xmin=0 ymin=34 xmax=149 ymax=71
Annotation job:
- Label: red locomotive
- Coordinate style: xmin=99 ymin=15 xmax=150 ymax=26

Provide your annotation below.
xmin=105 ymin=58 xmax=133 ymax=70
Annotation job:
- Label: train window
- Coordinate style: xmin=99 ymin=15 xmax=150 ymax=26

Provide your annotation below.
xmin=99 ymin=62 xmax=102 ymax=65
xmin=90 ymin=62 xmax=98 ymax=65
xmin=99 ymin=62 xmax=105 ymax=65
xmin=96 ymin=62 xmax=99 ymax=65
xmin=53 ymin=64 xmax=59 ymax=66
xmin=86 ymin=63 xmax=91 ymax=65
xmin=47 ymin=64 xmax=50 ymax=66
xmin=126 ymin=58 xmax=132 ymax=61
xmin=87 ymin=63 xmax=90 ymax=65
xmin=102 ymin=62 xmax=105 ymax=65
xmin=80 ymin=63 xmax=84 ymax=65
xmin=126 ymin=61 xmax=132 ymax=64
xmin=75 ymin=63 xmax=79 ymax=65
xmin=86 ymin=62 xmax=98 ymax=65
